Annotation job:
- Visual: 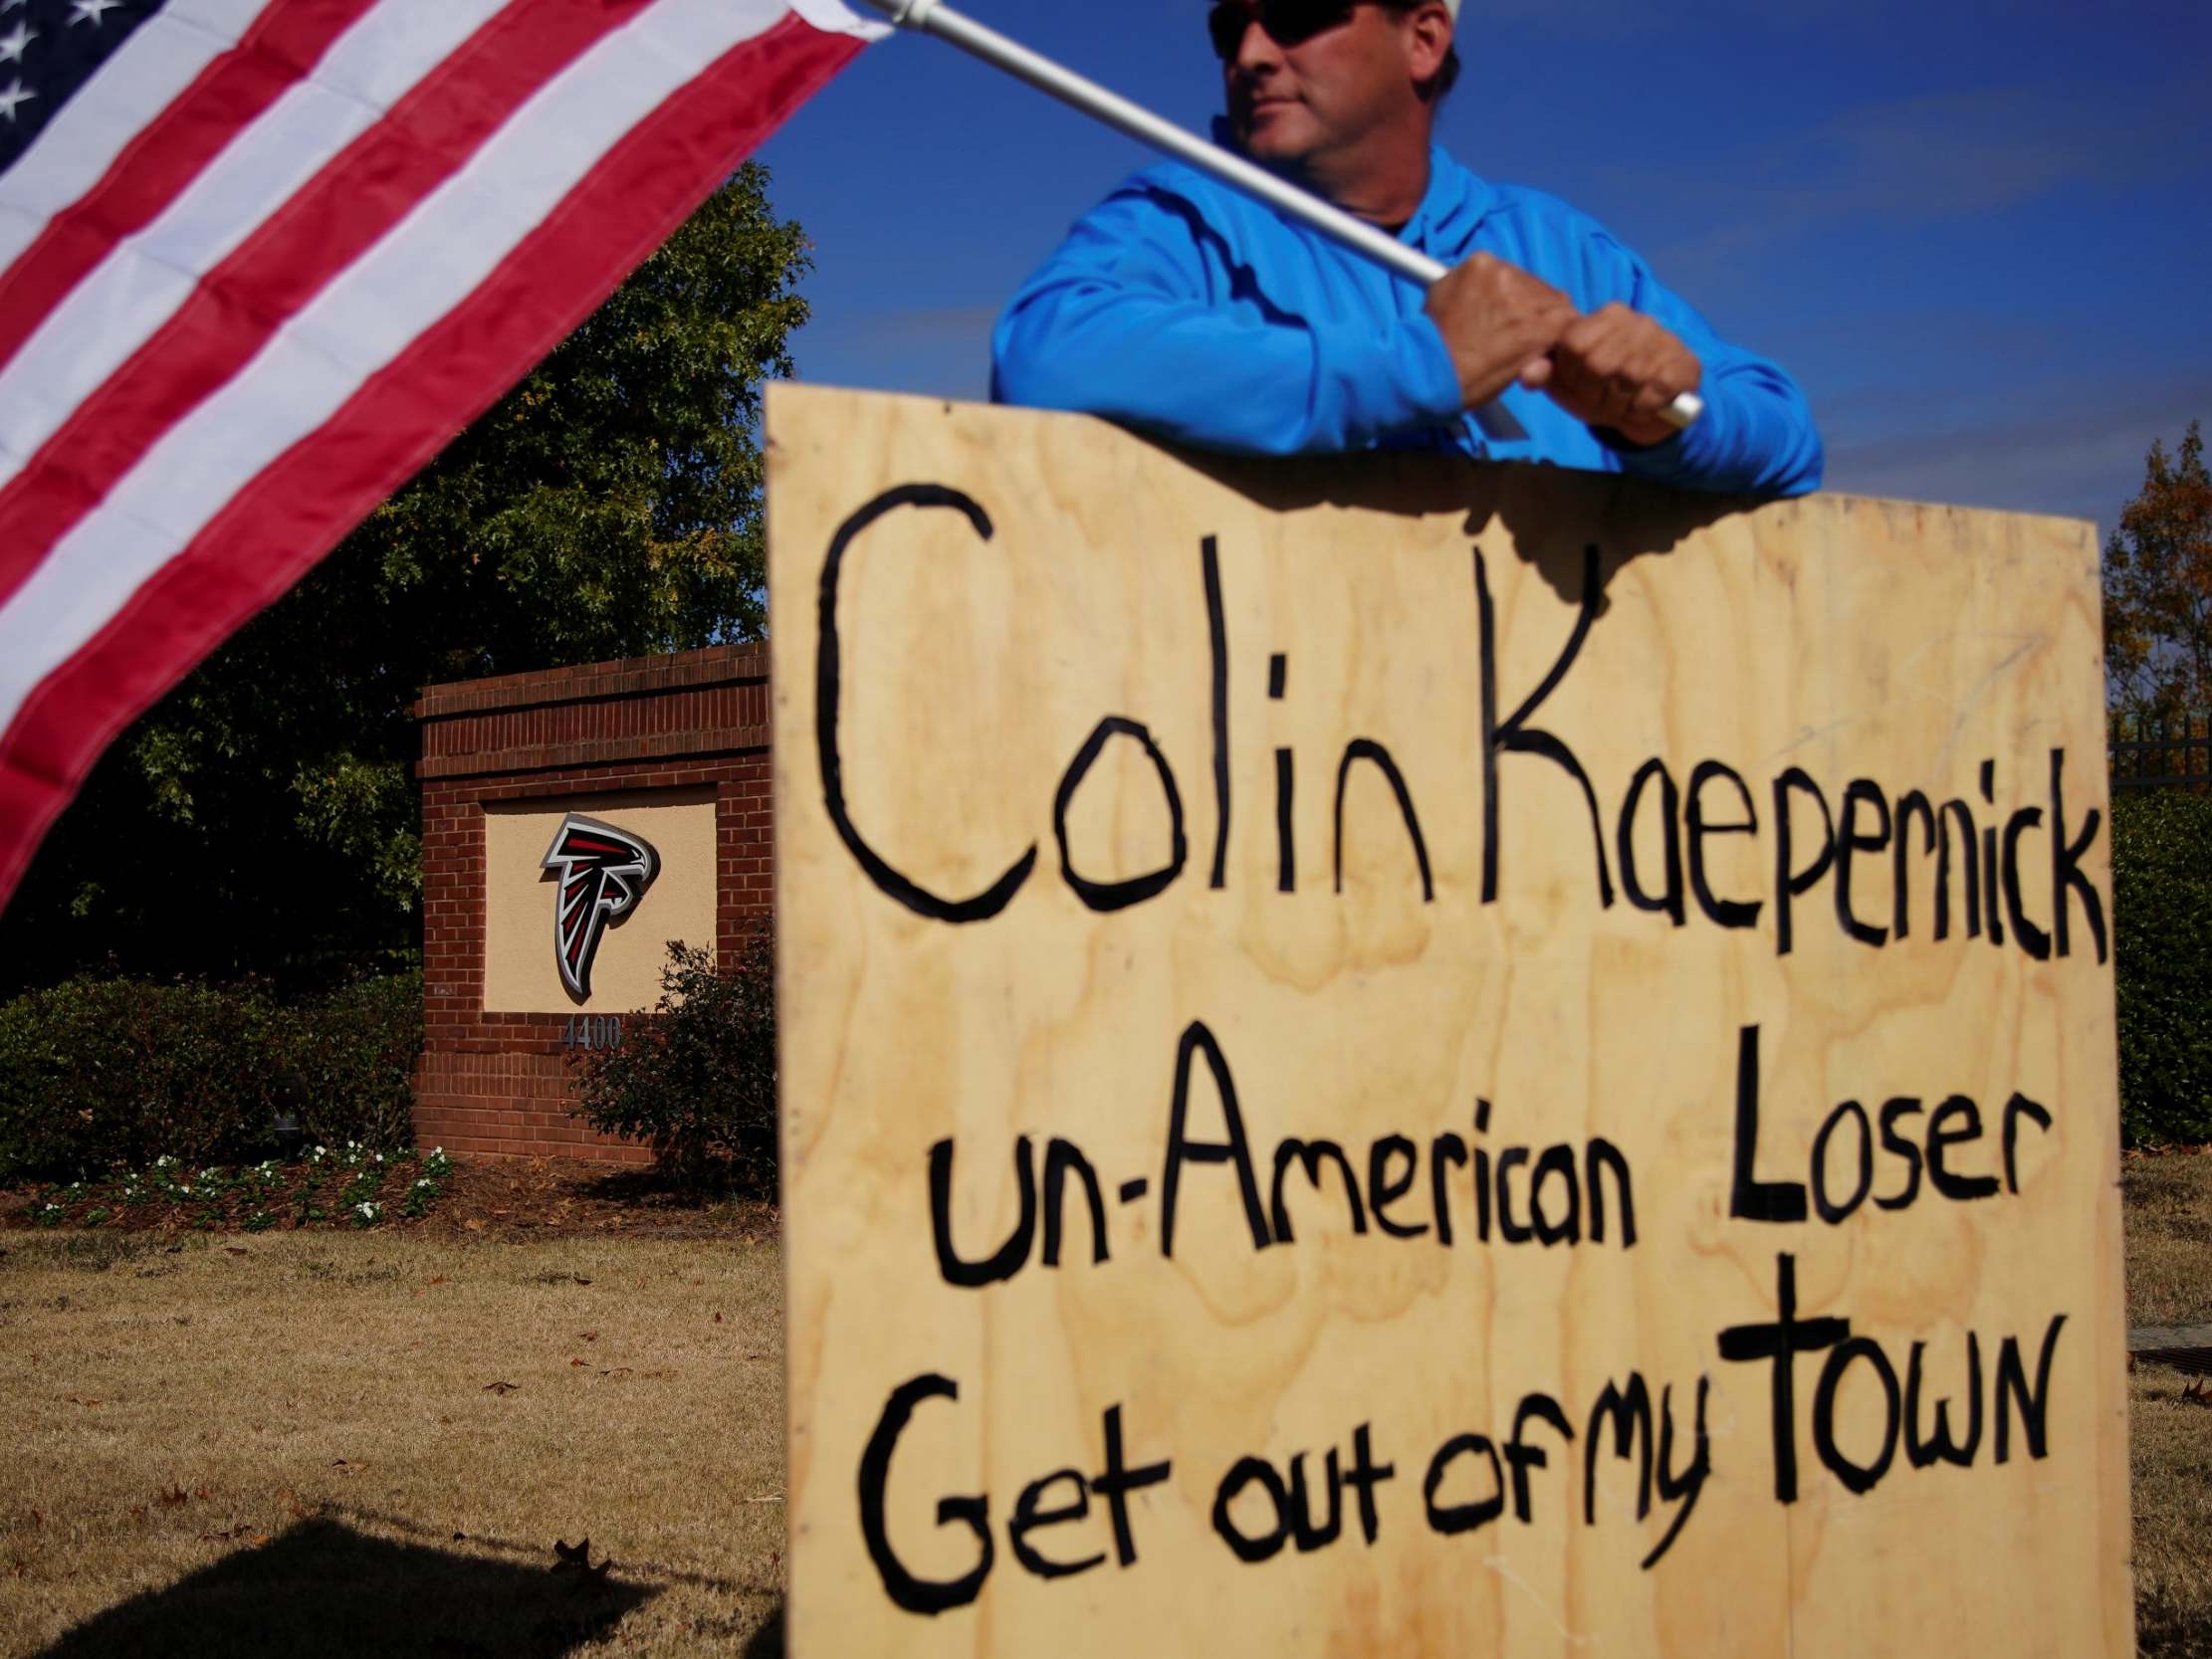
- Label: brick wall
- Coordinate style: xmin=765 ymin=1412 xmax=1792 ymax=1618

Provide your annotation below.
xmin=413 ymin=644 xmax=772 ymax=1163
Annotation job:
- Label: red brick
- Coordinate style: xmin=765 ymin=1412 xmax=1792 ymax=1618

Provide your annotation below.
xmin=414 ymin=646 xmax=779 ymax=1164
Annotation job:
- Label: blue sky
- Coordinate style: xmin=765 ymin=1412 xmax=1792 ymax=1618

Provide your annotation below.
xmin=757 ymin=0 xmax=2212 ymax=535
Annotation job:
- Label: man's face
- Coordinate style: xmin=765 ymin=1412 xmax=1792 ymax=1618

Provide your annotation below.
xmin=1218 ymin=2 xmax=1431 ymax=171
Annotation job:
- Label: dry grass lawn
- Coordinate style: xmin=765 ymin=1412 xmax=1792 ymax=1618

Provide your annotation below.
xmin=2126 ymin=1151 xmax=2212 ymax=1659
xmin=0 ymin=1232 xmax=784 ymax=1657
xmin=1 ymin=1155 xmax=2209 ymax=1655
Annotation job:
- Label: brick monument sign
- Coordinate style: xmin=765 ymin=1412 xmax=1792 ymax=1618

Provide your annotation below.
xmin=413 ymin=644 xmax=772 ymax=1162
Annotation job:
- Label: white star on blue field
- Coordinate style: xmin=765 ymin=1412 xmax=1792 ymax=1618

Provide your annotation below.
xmin=760 ymin=0 xmax=2212 ymax=536
xmin=0 ymin=0 xmax=150 ymax=169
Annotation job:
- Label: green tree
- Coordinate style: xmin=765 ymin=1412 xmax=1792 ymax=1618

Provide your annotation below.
xmin=0 ymin=165 xmax=809 ymax=991
xmin=2104 ymin=419 xmax=2212 ymax=723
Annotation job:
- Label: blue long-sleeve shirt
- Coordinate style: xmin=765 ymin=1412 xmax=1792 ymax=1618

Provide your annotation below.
xmin=994 ymin=141 xmax=1824 ymax=497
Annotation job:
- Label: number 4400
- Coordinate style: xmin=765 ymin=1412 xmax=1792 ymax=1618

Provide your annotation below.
xmin=562 ymin=1015 xmax=625 ymax=1052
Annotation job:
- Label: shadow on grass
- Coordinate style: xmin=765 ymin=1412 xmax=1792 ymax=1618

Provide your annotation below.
xmin=571 ymin=1165 xmax=768 ymax=1209
xmin=2140 ymin=1594 xmax=2212 ymax=1659
xmin=566 ymin=1165 xmax=780 ymax=1238
xmin=742 ymin=1602 xmax=784 ymax=1657
xmin=338 ymin=1504 xmax=770 ymax=1598
xmin=34 ymin=1517 xmax=657 ymax=1659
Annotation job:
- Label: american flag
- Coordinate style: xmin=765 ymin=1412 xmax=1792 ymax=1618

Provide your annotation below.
xmin=0 ymin=0 xmax=881 ymax=906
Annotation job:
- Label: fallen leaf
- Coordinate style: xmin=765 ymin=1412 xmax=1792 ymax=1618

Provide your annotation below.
xmin=331 ymin=1461 xmax=362 ymax=1477
xmin=483 ymin=1380 xmax=521 ymax=1395
xmin=194 ymin=1486 xmax=212 ymax=1500
xmin=598 ymin=1367 xmax=632 ymax=1379
xmin=129 ymin=1506 xmax=145 ymax=1521
xmin=578 ymin=1332 xmax=597 ymax=1342
xmin=224 ymin=1248 xmax=248 ymax=1258
xmin=425 ymin=1276 xmax=448 ymax=1287
xmin=463 ymin=1220 xmax=485 ymax=1233
xmin=571 ymin=1275 xmax=592 ymax=1286
xmin=278 ymin=1487 xmax=306 ymax=1519
xmin=66 ymin=1396 xmax=101 ymax=1409
xmin=713 ymin=1312 xmax=723 ymax=1324
xmin=199 ymin=1527 xmax=247 ymax=1542
xmin=570 ymin=1357 xmax=587 ymax=1368
xmin=157 ymin=1486 xmax=189 ymax=1507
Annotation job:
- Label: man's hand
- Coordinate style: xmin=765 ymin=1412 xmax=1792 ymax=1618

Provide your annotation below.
xmin=1422 ymin=253 xmax=1578 ymax=410
xmin=1524 ymin=302 xmax=1702 ymax=447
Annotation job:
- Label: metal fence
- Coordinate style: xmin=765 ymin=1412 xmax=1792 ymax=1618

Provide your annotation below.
xmin=2110 ymin=713 xmax=2212 ymax=793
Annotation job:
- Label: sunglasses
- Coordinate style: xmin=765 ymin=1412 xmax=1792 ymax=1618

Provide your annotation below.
xmin=1206 ymin=0 xmax=1360 ymax=60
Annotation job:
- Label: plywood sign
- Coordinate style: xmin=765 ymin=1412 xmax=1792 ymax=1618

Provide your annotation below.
xmin=766 ymin=385 xmax=2130 ymax=1658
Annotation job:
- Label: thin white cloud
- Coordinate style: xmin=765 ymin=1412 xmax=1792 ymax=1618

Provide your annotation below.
xmin=837 ymin=304 xmax=1003 ymax=349
xmin=1468 ymin=0 xmax=2180 ymax=38
xmin=1611 ymin=71 xmax=2210 ymax=301
xmin=1823 ymin=372 xmax=2212 ymax=533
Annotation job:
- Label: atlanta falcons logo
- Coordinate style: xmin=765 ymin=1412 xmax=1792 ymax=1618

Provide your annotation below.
xmin=542 ymin=814 xmax=661 ymax=1002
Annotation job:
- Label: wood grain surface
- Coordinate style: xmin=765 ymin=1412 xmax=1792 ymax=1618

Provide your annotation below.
xmin=767 ymin=385 xmax=2132 ymax=1658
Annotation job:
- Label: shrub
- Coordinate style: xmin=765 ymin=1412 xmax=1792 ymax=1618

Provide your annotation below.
xmin=567 ymin=930 xmax=776 ymax=1191
xmin=2110 ymin=790 xmax=2212 ymax=1145
xmin=278 ymin=971 xmax=422 ymax=1153
xmin=0 ymin=972 xmax=422 ymax=1182
xmin=0 ymin=978 xmax=278 ymax=1179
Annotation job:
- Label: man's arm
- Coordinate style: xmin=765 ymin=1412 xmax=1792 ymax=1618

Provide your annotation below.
xmin=1425 ymin=222 xmax=1824 ymax=497
xmin=993 ymin=184 xmax=1467 ymax=455
xmin=1571 ymin=233 xmax=1824 ymax=498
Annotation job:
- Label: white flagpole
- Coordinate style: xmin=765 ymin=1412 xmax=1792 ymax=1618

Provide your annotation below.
xmin=856 ymin=0 xmax=1704 ymax=439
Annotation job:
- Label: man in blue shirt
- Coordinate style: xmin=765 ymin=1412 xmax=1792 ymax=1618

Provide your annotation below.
xmin=993 ymin=0 xmax=1823 ymax=496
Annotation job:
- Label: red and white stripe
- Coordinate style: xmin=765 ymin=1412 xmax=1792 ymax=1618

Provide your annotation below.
xmin=0 ymin=0 xmax=880 ymax=905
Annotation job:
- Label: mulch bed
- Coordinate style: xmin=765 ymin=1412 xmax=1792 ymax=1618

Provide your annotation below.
xmin=0 ymin=1154 xmax=776 ymax=1243
xmin=412 ymin=1157 xmax=777 ymax=1242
